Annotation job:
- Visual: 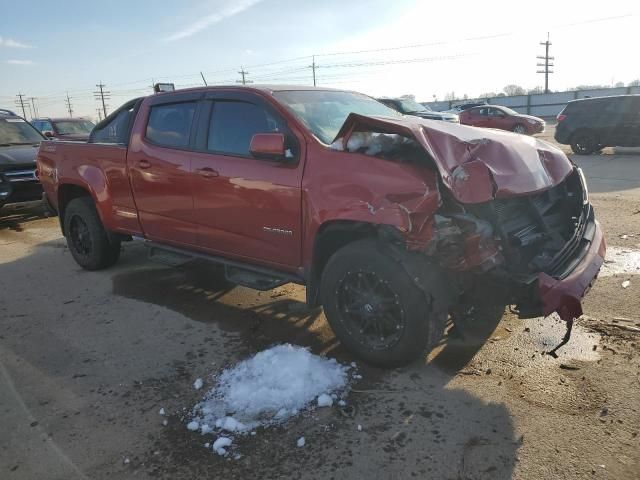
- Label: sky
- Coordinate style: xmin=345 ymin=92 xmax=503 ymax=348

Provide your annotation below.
xmin=1 ymin=0 xmax=638 ymax=120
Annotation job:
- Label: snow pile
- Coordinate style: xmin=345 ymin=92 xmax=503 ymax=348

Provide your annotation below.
xmin=601 ymin=247 xmax=640 ymax=276
xmin=187 ymin=344 xmax=353 ymax=456
xmin=330 ymin=132 xmax=414 ymax=155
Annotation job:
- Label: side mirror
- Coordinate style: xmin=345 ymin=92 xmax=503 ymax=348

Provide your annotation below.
xmin=43 ymin=131 xmax=55 ymax=138
xmin=249 ymin=133 xmax=286 ymax=160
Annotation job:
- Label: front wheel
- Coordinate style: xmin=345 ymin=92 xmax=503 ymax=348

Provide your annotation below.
xmin=64 ymin=197 xmax=120 ymax=270
xmin=320 ymin=239 xmax=448 ymax=367
xmin=512 ymin=124 xmax=527 ymax=134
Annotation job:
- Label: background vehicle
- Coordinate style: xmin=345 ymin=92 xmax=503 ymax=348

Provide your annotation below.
xmin=555 ymin=95 xmax=640 ymax=154
xmin=37 ymin=86 xmax=603 ymax=367
xmin=459 ymin=105 xmax=545 ymax=135
xmin=0 ymin=109 xmax=45 ymax=210
xmin=444 ymin=101 xmax=487 ymax=114
xmin=377 ymin=97 xmax=459 ymax=122
xmin=32 ymin=117 xmax=95 ymax=142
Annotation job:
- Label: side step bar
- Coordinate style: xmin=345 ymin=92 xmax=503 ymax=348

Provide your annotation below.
xmin=142 ymin=240 xmax=303 ymax=291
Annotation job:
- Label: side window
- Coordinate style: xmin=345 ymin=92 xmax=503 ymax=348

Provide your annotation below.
xmin=477 ymin=107 xmax=489 ymax=116
xmin=489 ymin=108 xmax=503 ymax=117
xmin=146 ymin=102 xmax=196 ymax=148
xmin=92 ymin=108 xmax=134 ymax=144
xmin=602 ymin=98 xmax=626 ymax=115
xmin=42 ymin=121 xmax=53 ymax=131
xmin=207 ymin=101 xmax=283 ymax=156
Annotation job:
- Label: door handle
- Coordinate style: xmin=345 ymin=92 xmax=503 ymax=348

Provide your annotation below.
xmin=137 ymin=159 xmax=151 ymax=169
xmin=196 ymin=167 xmax=219 ymax=178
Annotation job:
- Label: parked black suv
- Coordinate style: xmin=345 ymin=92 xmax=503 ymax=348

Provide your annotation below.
xmin=0 ymin=108 xmax=46 ymax=210
xmin=555 ymin=95 xmax=640 ymax=154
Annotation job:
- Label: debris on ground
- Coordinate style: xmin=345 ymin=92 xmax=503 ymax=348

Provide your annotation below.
xmin=622 ymin=280 xmax=631 ymax=289
xmin=193 ymin=378 xmax=204 ymax=390
xmin=187 ymin=344 xmax=352 ymax=456
xmin=296 ymin=437 xmax=305 ymax=448
xmin=212 ymin=437 xmax=232 ymax=456
xmin=158 ymin=408 xmax=165 ymax=416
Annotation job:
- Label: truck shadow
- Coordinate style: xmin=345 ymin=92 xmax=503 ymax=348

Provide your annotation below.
xmin=111 ymin=254 xmax=519 ymax=479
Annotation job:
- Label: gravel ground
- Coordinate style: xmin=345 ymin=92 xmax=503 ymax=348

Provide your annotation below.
xmin=1 ymin=134 xmax=639 ymax=479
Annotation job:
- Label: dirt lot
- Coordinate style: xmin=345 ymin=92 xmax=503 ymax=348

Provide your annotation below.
xmin=1 ymin=133 xmax=639 ymax=479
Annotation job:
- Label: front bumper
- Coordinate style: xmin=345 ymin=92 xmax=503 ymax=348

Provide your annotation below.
xmin=537 ymin=218 xmax=605 ymax=321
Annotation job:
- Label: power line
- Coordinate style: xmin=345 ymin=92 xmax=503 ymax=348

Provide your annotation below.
xmin=236 ymin=67 xmax=253 ymax=85
xmin=15 ymin=93 xmax=28 ymax=118
xmin=93 ymin=82 xmax=110 ymax=118
xmin=536 ymin=32 xmax=554 ymax=93
xmin=65 ymin=92 xmax=73 ymax=117
xmin=28 ymin=97 xmax=38 ymax=118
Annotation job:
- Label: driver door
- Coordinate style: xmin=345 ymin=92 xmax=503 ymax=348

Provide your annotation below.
xmin=189 ymin=93 xmax=305 ymax=270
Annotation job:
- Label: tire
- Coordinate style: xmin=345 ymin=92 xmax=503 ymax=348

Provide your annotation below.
xmin=512 ymin=124 xmax=527 ymax=134
xmin=320 ymin=239 xmax=448 ymax=368
xmin=570 ymin=130 xmax=598 ymax=155
xmin=449 ymin=303 xmax=505 ymax=344
xmin=64 ymin=197 xmax=120 ymax=270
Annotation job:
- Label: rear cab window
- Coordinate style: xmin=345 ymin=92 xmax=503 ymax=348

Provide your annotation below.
xmin=91 ymin=100 xmax=140 ymax=144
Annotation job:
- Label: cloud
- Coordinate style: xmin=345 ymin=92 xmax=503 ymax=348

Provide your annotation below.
xmin=167 ymin=0 xmax=263 ymax=42
xmin=0 ymin=36 xmax=33 ymax=48
xmin=6 ymin=59 xmax=34 ymax=65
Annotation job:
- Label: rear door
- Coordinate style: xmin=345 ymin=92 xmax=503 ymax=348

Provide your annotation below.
xmin=189 ymin=92 xmax=304 ymax=269
xmin=127 ymin=94 xmax=200 ymax=246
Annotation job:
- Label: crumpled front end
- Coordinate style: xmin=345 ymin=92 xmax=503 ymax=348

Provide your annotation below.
xmin=331 ymin=113 xmax=604 ymax=324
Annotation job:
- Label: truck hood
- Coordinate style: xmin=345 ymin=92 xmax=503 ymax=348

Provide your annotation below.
xmin=333 ymin=113 xmax=572 ymax=204
xmin=0 ymin=144 xmax=39 ymax=170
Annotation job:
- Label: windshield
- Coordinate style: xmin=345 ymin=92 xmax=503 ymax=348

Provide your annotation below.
xmin=498 ymin=106 xmax=519 ymax=116
xmin=0 ymin=118 xmax=44 ymax=145
xmin=274 ymin=90 xmax=401 ymax=144
xmin=54 ymin=120 xmax=95 ymax=135
xmin=397 ymin=98 xmax=430 ymax=113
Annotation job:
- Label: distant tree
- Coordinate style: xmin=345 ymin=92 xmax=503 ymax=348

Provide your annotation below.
xmin=444 ymin=91 xmax=457 ymax=101
xmin=628 ymin=79 xmax=640 ymax=87
xmin=462 ymin=94 xmax=469 ymax=100
xmin=503 ymin=84 xmax=526 ymax=96
xmin=572 ymin=84 xmax=607 ymax=91
xmin=614 ymin=81 xmax=625 ymax=88
xmin=528 ymin=86 xmax=544 ymax=94
xmin=479 ymin=92 xmax=498 ymax=99
xmin=400 ymin=94 xmax=415 ymax=100
xmin=496 ymin=93 xmax=506 ymax=97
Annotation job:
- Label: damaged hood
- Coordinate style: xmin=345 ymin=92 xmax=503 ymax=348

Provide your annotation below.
xmin=334 ymin=114 xmax=573 ymax=204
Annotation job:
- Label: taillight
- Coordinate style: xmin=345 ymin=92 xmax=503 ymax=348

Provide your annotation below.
xmin=557 ymin=114 xmax=567 ymax=122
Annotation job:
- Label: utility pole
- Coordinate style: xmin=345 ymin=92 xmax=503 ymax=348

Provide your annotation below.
xmin=96 ymin=108 xmax=103 ymax=122
xmin=65 ymin=92 xmax=73 ymax=117
xmin=28 ymin=97 xmax=38 ymax=118
xmin=537 ymin=33 xmax=554 ymax=94
xmin=93 ymin=82 xmax=110 ymax=118
xmin=200 ymin=71 xmax=208 ymax=86
xmin=309 ymin=55 xmax=317 ymax=86
xmin=15 ymin=93 xmax=28 ymax=118
xmin=236 ymin=67 xmax=252 ymax=85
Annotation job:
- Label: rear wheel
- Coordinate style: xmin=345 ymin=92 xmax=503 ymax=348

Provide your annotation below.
xmin=570 ymin=130 xmax=598 ymax=155
xmin=64 ymin=197 xmax=120 ymax=270
xmin=320 ymin=239 xmax=448 ymax=367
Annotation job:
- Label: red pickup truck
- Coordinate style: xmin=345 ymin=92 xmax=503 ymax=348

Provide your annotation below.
xmin=37 ymin=86 xmax=605 ymax=367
